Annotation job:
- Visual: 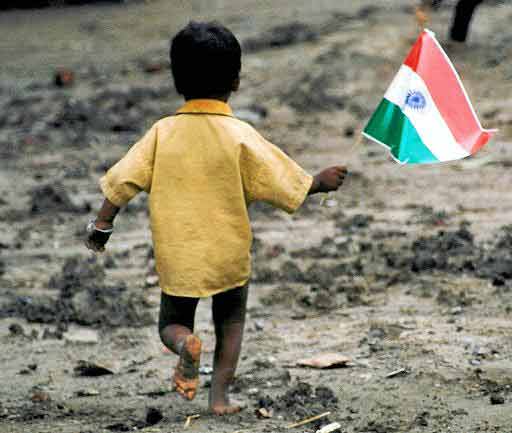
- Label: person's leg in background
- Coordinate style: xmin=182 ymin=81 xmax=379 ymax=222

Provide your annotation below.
xmin=451 ymin=0 xmax=484 ymax=42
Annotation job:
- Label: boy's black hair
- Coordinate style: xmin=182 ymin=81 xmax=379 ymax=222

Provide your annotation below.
xmin=170 ymin=21 xmax=241 ymax=99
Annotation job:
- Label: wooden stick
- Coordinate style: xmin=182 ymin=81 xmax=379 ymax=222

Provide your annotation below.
xmin=320 ymin=132 xmax=365 ymax=207
xmin=349 ymin=132 xmax=364 ymax=156
xmin=184 ymin=414 xmax=200 ymax=428
xmin=286 ymin=411 xmax=331 ymax=429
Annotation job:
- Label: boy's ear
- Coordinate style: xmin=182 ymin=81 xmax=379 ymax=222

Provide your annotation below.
xmin=232 ymin=77 xmax=240 ymax=92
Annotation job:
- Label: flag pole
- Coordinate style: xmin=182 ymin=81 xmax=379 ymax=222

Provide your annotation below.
xmin=320 ymin=131 xmax=364 ymax=207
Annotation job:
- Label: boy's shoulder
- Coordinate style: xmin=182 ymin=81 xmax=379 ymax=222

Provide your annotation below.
xmin=154 ymin=113 xmax=261 ymax=140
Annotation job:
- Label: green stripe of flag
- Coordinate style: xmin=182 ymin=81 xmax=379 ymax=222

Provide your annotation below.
xmin=364 ymin=98 xmax=438 ymax=164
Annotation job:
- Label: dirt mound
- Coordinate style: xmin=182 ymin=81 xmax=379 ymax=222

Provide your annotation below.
xmin=29 ymin=183 xmax=85 ymax=214
xmin=243 ymin=22 xmax=318 ymax=52
xmin=257 ymin=381 xmax=338 ymax=422
xmin=476 ymin=225 xmax=512 ymax=285
xmin=1 ymin=256 xmax=154 ymax=331
xmin=0 ymin=83 xmax=176 ymax=158
xmin=0 ymin=1 xmax=123 ymax=10
xmin=282 ymin=44 xmax=387 ymax=115
xmin=409 ymin=225 xmax=475 ymax=273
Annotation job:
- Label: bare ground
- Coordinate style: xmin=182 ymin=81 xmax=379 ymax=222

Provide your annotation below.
xmin=1 ymin=1 xmax=512 ymax=432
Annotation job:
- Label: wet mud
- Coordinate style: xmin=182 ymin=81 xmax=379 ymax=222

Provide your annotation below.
xmin=1 ymin=1 xmax=512 ymax=432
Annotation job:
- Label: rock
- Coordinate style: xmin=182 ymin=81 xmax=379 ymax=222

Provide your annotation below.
xmin=297 ymin=353 xmax=351 ymax=369
xmin=256 ymin=407 xmax=273 ymax=418
xmin=451 ymin=306 xmax=463 ymax=315
xmin=8 ymin=323 xmax=24 ymax=336
xmin=74 ymin=360 xmax=115 ymax=377
xmin=490 ymin=393 xmax=505 ymax=405
xmin=385 ymin=368 xmax=409 ymax=378
xmin=145 ymin=407 xmax=163 ymax=426
xmin=254 ymin=320 xmax=265 ymax=331
xmin=316 ymin=422 xmax=342 ymax=433
xmin=64 ymin=328 xmax=99 ymax=345
xmin=414 ymin=411 xmax=430 ymax=427
xmin=76 ymin=388 xmax=100 ymax=397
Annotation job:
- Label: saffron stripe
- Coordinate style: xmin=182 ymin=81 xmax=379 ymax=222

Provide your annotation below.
xmin=404 ymin=30 xmax=492 ymax=154
xmin=364 ymin=99 xmax=438 ymax=164
xmin=384 ymin=65 xmax=470 ymax=162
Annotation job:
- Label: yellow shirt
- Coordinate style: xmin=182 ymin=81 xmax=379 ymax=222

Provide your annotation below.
xmin=100 ymin=99 xmax=313 ymax=297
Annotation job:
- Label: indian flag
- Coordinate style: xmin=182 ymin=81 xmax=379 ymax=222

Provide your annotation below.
xmin=363 ymin=29 xmax=495 ymax=164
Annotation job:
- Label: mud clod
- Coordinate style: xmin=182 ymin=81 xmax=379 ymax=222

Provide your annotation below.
xmin=243 ymin=22 xmax=318 ymax=52
xmin=258 ymin=382 xmax=338 ymax=420
xmin=1 ymin=256 xmax=153 ymax=329
xmin=29 ymin=183 xmax=81 ymax=214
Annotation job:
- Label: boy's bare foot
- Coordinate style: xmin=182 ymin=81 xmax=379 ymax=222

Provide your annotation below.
xmin=209 ymin=398 xmax=246 ymax=415
xmin=173 ymin=334 xmax=201 ymax=400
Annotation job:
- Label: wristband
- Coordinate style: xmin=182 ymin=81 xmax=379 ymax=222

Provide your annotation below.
xmin=86 ymin=220 xmax=114 ymax=234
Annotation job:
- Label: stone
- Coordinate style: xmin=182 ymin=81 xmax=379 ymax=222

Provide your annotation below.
xmin=64 ymin=328 xmax=99 ymax=345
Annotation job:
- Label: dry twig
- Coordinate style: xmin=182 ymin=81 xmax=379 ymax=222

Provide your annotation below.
xmin=286 ymin=411 xmax=331 ymax=429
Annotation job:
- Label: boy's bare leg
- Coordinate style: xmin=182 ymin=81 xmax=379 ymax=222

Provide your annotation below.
xmin=159 ymin=293 xmax=201 ymax=400
xmin=209 ymin=285 xmax=248 ymax=415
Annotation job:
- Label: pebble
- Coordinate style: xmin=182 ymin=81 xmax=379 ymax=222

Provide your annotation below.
xmin=490 ymin=393 xmax=505 ymax=405
xmin=451 ymin=306 xmax=463 ymax=315
xmin=76 ymin=388 xmax=100 ymax=397
xmin=64 ymin=328 xmax=99 ymax=345
xmin=8 ymin=323 xmax=24 ymax=336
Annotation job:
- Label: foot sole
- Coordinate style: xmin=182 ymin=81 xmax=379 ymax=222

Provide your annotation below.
xmin=173 ymin=334 xmax=202 ymax=401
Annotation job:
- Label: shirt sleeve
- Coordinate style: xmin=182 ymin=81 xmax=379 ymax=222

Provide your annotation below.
xmin=100 ymin=123 xmax=157 ymax=207
xmin=240 ymin=129 xmax=313 ymax=214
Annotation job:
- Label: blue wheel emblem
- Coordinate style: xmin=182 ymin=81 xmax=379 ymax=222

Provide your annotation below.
xmin=405 ymin=90 xmax=427 ymax=111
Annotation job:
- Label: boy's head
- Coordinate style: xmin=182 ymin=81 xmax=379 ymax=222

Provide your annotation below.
xmin=170 ymin=21 xmax=241 ymax=100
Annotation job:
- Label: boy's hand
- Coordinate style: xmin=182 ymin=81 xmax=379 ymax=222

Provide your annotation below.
xmin=85 ymin=198 xmax=120 ymax=252
xmin=309 ymin=166 xmax=347 ymax=195
xmin=85 ymin=220 xmax=113 ymax=253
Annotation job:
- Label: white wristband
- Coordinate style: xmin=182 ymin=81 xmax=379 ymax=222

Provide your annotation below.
xmin=86 ymin=220 xmax=114 ymax=234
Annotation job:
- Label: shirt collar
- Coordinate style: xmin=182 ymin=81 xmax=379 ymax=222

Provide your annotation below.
xmin=176 ymin=99 xmax=233 ymax=117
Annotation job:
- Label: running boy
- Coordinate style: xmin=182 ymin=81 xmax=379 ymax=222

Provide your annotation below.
xmin=85 ymin=21 xmax=347 ymax=415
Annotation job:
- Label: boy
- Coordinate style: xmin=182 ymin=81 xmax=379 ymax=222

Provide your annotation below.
xmin=85 ymin=21 xmax=347 ymax=415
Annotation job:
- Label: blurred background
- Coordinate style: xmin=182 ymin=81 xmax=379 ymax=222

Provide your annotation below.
xmin=1 ymin=1 xmax=511 ymax=432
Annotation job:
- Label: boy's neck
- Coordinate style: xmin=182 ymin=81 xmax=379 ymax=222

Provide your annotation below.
xmin=184 ymin=92 xmax=231 ymax=103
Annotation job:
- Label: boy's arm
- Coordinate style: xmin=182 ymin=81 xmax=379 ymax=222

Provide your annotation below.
xmin=85 ymin=122 xmax=158 ymax=253
xmin=308 ymin=166 xmax=347 ymax=195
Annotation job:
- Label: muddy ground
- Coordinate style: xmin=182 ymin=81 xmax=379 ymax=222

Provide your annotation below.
xmin=1 ymin=1 xmax=512 ymax=432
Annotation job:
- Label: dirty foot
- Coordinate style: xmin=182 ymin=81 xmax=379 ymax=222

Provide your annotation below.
xmin=173 ymin=334 xmax=202 ymax=401
xmin=209 ymin=399 xmax=246 ymax=415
